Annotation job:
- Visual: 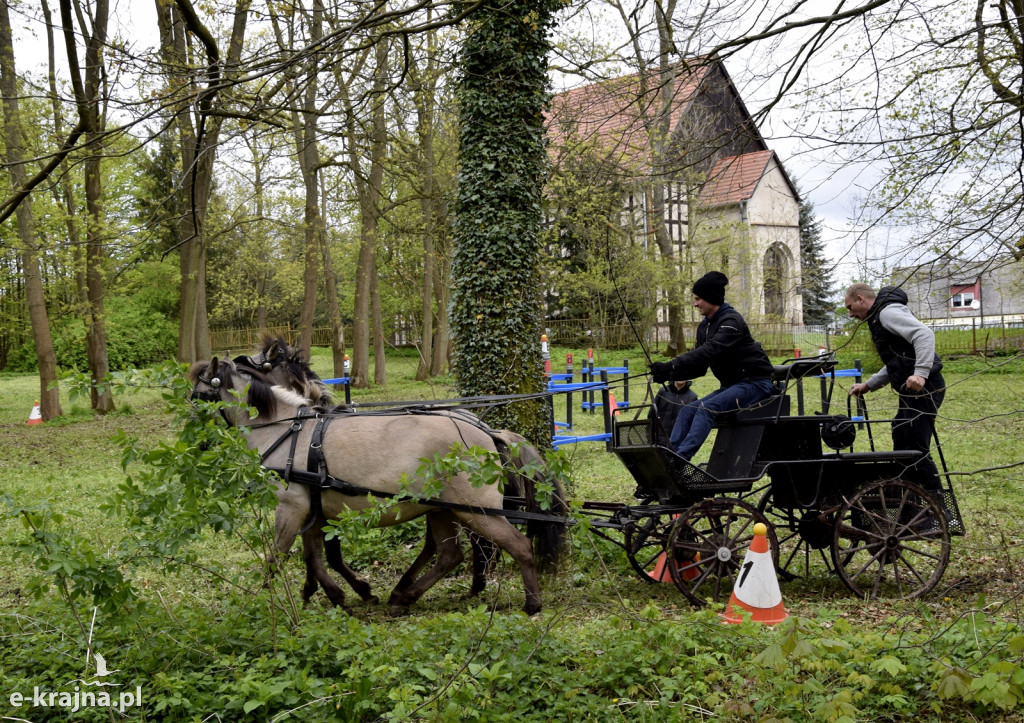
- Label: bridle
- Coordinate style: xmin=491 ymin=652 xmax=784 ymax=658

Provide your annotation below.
xmin=233 ymin=344 xmax=287 ymax=375
xmin=191 ymin=368 xmax=225 ymax=404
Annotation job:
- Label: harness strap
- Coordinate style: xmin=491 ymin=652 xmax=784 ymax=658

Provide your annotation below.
xmin=301 ymin=414 xmax=334 ymax=536
xmin=286 ymin=406 xmax=308 ymax=483
xmin=258 ymin=406 xmax=321 ymax=536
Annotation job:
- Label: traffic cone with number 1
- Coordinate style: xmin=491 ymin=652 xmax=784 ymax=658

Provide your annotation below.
xmin=27 ymin=400 xmax=42 ymax=426
xmin=721 ymin=522 xmax=787 ymax=625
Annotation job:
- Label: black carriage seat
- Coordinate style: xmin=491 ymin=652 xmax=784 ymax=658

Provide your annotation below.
xmin=705 ymin=393 xmax=791 ymax=480
xmin=611 ymin=415 xmax=754 ymax=504
xmin=771 ymin=355 xmax=837 ymax=388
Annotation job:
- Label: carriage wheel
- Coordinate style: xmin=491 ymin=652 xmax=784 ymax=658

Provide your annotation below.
xmin=623 ymin=506 xmax=684 ymax=584
xmin=757 ymin=490 xmax=835 ymax=580
xmin=831 ymin=479 xmax=950 ymax=600
xmin=665 ymin=498 xmax=777 ymax=607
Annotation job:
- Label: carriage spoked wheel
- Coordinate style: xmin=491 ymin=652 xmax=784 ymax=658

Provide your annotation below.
xmin=831 ymin=479 xmax=951 ymax=600
xmin=665 ymin=497 xmax=777 ymax=607
xmin=623 ymin=504 xmax=688 ymax=584
xmin=757 ymin=490 xmax=835 ymax=581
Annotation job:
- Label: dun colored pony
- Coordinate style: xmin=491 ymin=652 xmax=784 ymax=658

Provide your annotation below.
xmin=190 ymin=356 xmax=565 ymax=614
xmin=237 ymin=337 xmax=566 ymax=603
xmin=236 ymin=338 xmax=541 ymax=605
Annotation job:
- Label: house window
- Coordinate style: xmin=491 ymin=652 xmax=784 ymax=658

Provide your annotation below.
xmin=950 ymin=292 xmax=974 ymax=308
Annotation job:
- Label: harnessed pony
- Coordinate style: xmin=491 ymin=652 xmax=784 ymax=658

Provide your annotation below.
xmin=190 ymin=356 xmax=565 ymax=614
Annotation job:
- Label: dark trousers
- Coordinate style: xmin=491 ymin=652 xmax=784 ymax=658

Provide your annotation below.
xmin=892 ymin=371 xmax=945 ymax=493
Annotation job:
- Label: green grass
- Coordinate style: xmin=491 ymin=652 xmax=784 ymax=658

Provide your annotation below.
xmin=1 ymin=350 xmax=1023 ymax=720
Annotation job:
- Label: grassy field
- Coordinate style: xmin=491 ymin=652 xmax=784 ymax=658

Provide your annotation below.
xmin=1 ymin=347 xmax=1023 ymax=720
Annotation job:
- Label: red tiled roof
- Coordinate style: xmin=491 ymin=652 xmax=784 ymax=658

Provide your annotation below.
xmin=698 ymin=150 xmax=775 ymax=207
xmin=546 ymin=60 xmax=712 ymax=171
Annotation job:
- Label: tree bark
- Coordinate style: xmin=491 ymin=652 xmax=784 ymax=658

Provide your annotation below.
xmin=155 ymin=0 xmax=249 ymax=363
xmin=320 ymin=176 xmax=346 ymax=377
xmin=347 ymin=41 xmax=388 ymax=388
xmin=0 ymin=1 xmax=63 ymax=419
xmin=60 ymin=0 xmax=115 ymax=412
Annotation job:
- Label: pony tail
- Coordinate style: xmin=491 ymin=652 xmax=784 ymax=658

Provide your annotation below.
xmin=492 ymin=430 xmax=568 ymax=574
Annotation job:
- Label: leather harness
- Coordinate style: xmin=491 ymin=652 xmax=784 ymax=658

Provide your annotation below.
xmin=255 ymin=408 xmax=566 ymax=534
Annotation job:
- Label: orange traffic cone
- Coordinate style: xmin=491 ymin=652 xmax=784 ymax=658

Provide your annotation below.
xmin=608 ymin=392 xmax=620 ymax=416
xmin=721 ymin=522 xmax=787 ymax=625
xmin=27 ymin=400 xmax=42 ymax=426
xmin=651 ymin=513 xmax=701 ymax=582
xmin=652 ymin=549 xmax=701 ymax=582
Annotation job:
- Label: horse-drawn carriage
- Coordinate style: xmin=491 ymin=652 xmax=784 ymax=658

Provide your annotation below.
xmin=585 ymin=353 xmax=964 ymax=606
xmin=190 ymin=343 xmax=964 ymax=614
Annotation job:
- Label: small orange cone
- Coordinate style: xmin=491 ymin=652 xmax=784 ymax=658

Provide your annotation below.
xmin=27 ymin=400 xmax=42 ymax=426
xmin=722 ymin=522 xmax=787 ymax=625
xmin=653 ymin=549 xmax=701 ymax=582
xmin=651 ymin=513 xmax=701 ymax=582
xmin=608 ymin=392 xmax=620 ymax=416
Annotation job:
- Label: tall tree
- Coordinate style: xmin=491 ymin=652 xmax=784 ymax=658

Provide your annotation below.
xmin=58 ymin=0 xmax=114 ymax=412
xmin=339 ymin=39 xmax=389 ymax=388
xmin=0 ymin=0 xmax=63 ymax=419
xmin=452 ymin=0 xmax=559 ymax=444
xmin=155 ymin=0 xmax=249 ymax=363
xmin=410 ymin=21 xmax=452 ymax=381
xmin=268 ymin=0 xmax=328 ymax=357
xmin=798 ymin=194 xmax=833 ymax=325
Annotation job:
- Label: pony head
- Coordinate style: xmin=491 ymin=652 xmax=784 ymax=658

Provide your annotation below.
xmin=189 ymin=356 xmax=281 ymax=422
xmin=233 ymin=336 xmax=336 ymax=407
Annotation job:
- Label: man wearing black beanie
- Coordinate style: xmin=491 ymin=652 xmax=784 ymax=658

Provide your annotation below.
xmin=649 ymin=271 xmax=775 ymax=461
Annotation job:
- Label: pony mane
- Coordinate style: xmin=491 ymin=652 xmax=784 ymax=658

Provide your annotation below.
xmin=270 ymin=384 xmax=313 ymax=409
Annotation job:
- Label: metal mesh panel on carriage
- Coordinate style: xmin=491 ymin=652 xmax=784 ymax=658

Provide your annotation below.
xmin=827 ymin=455 xmax=967 ymax=537
xmin=612 ymin=417 xmax=753 ymax=502
xmin=937 ymin=481 xmax=966 ymax=535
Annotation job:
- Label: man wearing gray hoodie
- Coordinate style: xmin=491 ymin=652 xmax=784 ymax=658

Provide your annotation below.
xmin=844 ymin=283 xmax=946 ymax=499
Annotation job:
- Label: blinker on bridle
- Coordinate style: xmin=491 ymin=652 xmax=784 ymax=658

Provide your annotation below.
xmin=234 ymin=345 xmax=287 ymax=374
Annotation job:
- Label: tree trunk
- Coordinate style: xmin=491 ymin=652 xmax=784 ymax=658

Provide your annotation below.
xmin=351 ymin=210 xmax=375 ymax=387
xmin=348 ymin=41 xmax=388 ymax=388
xmin=0 ymin=1 xmax=62 ymax=419
xmin=65 ymin=0 xmax=114 ymax=412
xmin=320 ymin=177 xmax=346 ymax=377
xmin=371 ymin=255 xmax=385 ymax=385
xmin=155 ymin=0 xmax=248 ymax=363
xmin=296 ymin=1 xmax=324 ymax=356
xmin=430 ymin=245 xmax=450 ymax=376
xmin=452 ymin=0 xmax=558 ymax=444
xmin=413 ymin=23 xmax=440 ymax=381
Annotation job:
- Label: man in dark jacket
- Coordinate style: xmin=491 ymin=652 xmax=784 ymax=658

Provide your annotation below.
xmin=649 ymin=271 xmax=775 ymax=460
xmin=845 ymin=283 xmax=946 ymax=497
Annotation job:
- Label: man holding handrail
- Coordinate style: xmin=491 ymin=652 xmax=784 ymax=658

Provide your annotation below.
xmin=845 ymin=283 xmax=947 ymax=509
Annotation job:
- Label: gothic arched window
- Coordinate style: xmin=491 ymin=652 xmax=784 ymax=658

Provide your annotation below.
xmin=764 ymin=245 xmax=787 ymax=318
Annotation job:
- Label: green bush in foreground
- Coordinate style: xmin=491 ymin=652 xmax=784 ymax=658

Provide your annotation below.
xmin=1 ymin=595 xmax=1021 ymax=721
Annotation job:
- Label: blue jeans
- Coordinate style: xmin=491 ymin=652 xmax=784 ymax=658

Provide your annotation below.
xmin=669 ymin=379 xmax=775 ymax=460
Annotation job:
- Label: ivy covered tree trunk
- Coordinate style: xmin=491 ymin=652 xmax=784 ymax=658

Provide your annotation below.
xmin=452 ymin=0 xmax=559 ymax=446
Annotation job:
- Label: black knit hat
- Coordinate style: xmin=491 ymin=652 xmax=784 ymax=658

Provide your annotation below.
xmin=692 ymin=271 xmax=728 ymax=305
